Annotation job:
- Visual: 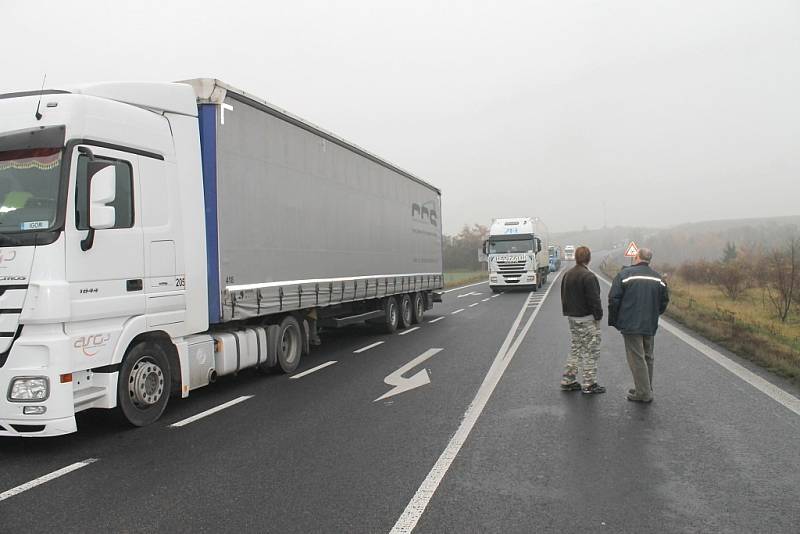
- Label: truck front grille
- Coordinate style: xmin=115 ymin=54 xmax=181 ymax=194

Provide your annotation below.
xmin=497 ymin=261 xmax=527 ymax=283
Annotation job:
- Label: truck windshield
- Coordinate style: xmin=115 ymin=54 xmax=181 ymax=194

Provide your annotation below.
xmin=0 ymin=148 xmax=61 ymax=232
xmin=489 ymin=239 xmax=533 ymax=254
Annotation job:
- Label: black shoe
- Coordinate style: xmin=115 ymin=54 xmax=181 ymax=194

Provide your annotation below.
xmin=560 ymin=382 xmax=581 ymax=391
xmin=626 ymin=393 xmax=653 ymax=403
xmin=582 ymin=383 xmax=606 ymax=394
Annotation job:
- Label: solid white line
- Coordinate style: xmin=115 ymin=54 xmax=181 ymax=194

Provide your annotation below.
xmin=469 ymin=303 xmax=479 ymax=307
xmin=428 ymin=317 xmax=445 ymax=324
xmin=354 ymin=341 xmax=385 ymax=354
xmin=0 ymin=459 xmax=98 ymax=502
xmin=290 ymin=361 xmax=338 ymax=379
xmin=451 ymin=308 xmax=465 ymax=315
xmin=398 ymin=327 xmax=420 ymax=336
xmin=390 ymin=273 xmax=562 ymax=533
xmin=594 ymin=273 xmax=800 ymax=417
xmin=443 ymin=280 xmax=488 ymax=293
xmin=170 ymin=396 xmax=253 ymax=428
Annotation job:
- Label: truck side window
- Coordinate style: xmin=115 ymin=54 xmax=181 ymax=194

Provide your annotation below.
xmin=75 ymin=154 xmax=134 ymax=230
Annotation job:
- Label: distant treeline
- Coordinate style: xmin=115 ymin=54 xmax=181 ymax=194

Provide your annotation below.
xmin=444 ymin=224 xmax=488 ymax=272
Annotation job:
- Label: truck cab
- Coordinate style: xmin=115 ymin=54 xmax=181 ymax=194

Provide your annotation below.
xmin=0 ymin=83 xmax=207 ymax=436
xmin=484 ymin=217 xmax=549 ymax=292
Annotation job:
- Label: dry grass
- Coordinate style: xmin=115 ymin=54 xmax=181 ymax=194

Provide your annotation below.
xmin=601 ymin=264 xmax=800 ymax=382
xmin=444 ymin=271 xmax=486 ymax=289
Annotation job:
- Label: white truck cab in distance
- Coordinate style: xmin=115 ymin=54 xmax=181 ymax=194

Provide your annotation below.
xmin=483 ymin=217 xmax=549 ymax=293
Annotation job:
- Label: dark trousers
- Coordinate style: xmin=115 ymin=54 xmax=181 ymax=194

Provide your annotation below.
xmin=623 ymin=334 xmax=655 ymax=399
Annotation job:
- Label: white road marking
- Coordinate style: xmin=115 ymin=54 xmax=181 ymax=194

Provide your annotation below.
xmin=491 ymin=294 xmax=500 ymax=299
xmin=170 ymin=396 xmax=253 ymax=428
xmin=290 ymin=361 xmax=338 ymax=379
xmin=443 ymin=281 xmax=488 ymax=293
xmin=354 ymin=341 xmax=385 ymax=353
xmin=457 ymin=291 xmax=483 ymax=299
xmin=390 ymin=272 xmax=562 ymax=533
xmin=0 ymin=459 xmax=98 ymax=503
xmin=374 ymin=348 xmax=443 ymax=402
xmin=398 ymin=327 xmax=420 ymax=336
xmin=469 ymin=303 xmax=479 ymax=307
xmin=428 ymin=317 xmax=445 ymax=324
xmin=481 ymin=298 xmax=490 ymax=302
xmin=451 ymin=308 xmax=465 ymax=315
xmin=594 ymin=273 xmax=800 ymax=417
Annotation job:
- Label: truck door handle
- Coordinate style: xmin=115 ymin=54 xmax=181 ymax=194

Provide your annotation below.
xmin=126 ymin=279 xmax=143 ymax=292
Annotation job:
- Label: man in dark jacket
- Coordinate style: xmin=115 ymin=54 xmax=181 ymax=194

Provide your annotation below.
xmin=608 ymin=248 xmax=669 ymax=403
xmin=560 ymin=246 xmax=605 ymax=394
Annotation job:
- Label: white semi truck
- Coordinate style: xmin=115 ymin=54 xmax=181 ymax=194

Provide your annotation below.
xmin=564 ymin=245 xmax=575 ymax=261
xmin=483 ymin=217 xmax=549 ymax=292
xmin=0 ymin=79 xmax=443 ymax=436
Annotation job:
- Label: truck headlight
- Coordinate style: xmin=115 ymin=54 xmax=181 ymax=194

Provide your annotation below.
xmin=8 ymin=377 xmax=49 ymax=402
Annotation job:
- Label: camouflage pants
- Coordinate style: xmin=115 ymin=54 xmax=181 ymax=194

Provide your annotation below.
xmin=561 ymin=318 xmax=601 ymax=387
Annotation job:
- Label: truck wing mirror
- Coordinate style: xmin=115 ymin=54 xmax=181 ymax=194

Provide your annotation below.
xmin=81 ymin=165 xmax=116 ymax=252
xmin=89 ymin=165 xmax=116 ymax=230
xmin=478 ymin=240 xmax=488 ymax=263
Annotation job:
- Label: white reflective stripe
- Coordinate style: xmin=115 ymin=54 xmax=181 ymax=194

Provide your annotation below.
xmin=622 ymin=275 xmax=666 ymax=286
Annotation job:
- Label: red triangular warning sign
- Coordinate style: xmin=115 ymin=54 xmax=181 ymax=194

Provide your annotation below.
xmin=624 ymin=241 xmax=639 ymax=257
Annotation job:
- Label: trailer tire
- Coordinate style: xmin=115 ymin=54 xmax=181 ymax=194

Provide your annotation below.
xmin=383 ymin=297 xmax=399 ymax=333
xmin=117 ymin=341 xmax=171 ymax=427
xmin=411 ymin=293 xmax=425 ymax=324
xmin=276 ymin=316 xmax=303 ymax=373
xmin=399 ymin=294 xmax=413 ymax=329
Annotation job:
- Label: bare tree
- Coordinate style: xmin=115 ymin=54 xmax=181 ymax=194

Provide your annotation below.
xmin=712 ymin=259 xmax=749 ymax=301
xmin=764 ymin=236 xmax=800 ymax=323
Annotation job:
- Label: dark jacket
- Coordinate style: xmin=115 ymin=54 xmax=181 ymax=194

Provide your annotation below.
xmin=561 ymin=264 xmax=603 ymax=320
xmin=608 ymin=262 xmax=669 ymax=336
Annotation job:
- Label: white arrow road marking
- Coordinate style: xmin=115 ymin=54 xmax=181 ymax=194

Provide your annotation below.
xmin=0 ymin=459 xmax=98 ymax=502
xmin=374 ymin=348 xmax=443 ymax=402
xmin=457 ymin=291 xmax=483 ymax=298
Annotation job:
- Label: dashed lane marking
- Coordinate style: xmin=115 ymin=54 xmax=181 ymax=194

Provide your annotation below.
xmin=481 ymin=298 xmax=490 ymax=302
xmin=398 ymin=327 xmax=420 ymax=336
xmin=469 ymin=303 xmax=479 ymax=307
xmin=0 ymin=459 xmax=98 ymax=503
xmin=290 ymin=361 xmax=338 ymax=379
xmin=170 ymin=396 xmax=253 ymax=428
xmin=354 ymin=341 xmax=385 ymax=354
xmin=428 ymin=317 xmax=445 ymax=324
xmin=451 ymin=308 xmax=465 ymax=315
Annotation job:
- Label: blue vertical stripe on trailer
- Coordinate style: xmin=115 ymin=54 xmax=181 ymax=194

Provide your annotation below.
xmin=198 ymin=104 xmax=222 ymax=324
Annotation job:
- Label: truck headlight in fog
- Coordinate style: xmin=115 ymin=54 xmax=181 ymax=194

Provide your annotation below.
xmin=8 ymin=377 xmax=49 ymax=402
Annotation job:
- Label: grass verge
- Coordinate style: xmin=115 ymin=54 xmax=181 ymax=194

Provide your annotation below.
xmin=444 ymin=271 xmax=486 ymax=289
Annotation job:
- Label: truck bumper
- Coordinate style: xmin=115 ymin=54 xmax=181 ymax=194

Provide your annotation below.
xmin=489 ymin=271 xmax=538 ymax=287
xmin=0 ymin=331 xmax=84 ymax=437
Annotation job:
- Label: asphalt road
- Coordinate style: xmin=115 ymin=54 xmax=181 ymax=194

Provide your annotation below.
xmin=1 ymin=268 xmax=799 ymax=533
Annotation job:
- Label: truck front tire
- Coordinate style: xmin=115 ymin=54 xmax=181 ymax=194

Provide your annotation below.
xmin=118 ymin=341 xmax=172 ymax=427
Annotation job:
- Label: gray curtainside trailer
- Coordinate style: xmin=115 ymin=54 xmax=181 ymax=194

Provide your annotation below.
xmin=184 ymin=79 xmax=444 ymax=329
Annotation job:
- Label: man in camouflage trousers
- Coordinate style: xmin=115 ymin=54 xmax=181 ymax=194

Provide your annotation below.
xmin=559 ymin=246 xmax=605 ymax=394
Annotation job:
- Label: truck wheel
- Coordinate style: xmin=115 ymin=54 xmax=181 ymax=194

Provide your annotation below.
xmin=277 ymin=316 xmax=303 ymax=373
xmin=411 ymin=293 xmax=425 ymax=324
xmin=399 ymin=294 xmax=413 ymax=329
xmin=117 ymin=341 xmax=171 ymax=427
xmin=383 ymin=297 xmax=399 ymax=333
xmin=491 ymin=286 xmax=501 ymax=293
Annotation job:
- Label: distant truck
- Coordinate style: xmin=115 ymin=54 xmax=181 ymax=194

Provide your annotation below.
xmin=483 ymin=217 xmax=549 ymax=292
xmin=548 ymin=245 xmax=562 ymax=272
xmin=0 ymin=78 xmax=443 ymax=436
xmin=564 ymin=245 xmax=576 ymax=261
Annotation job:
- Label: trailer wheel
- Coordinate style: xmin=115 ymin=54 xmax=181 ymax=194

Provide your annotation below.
xmin=277 ymin=316 xmax=303 ymax=373
xmin=117 ymin=341 xmax=171 ymax=427
xmin=383 ymin=297 xmax=399 ymax=333
xmin=411 ymin=293 xmax=425 ymax=324
xmin=399 ymin=294 xmax=413 ymax=329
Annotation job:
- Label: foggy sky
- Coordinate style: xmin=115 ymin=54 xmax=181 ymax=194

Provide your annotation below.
xmin=2 ymin=0 xmax=798 ymax=235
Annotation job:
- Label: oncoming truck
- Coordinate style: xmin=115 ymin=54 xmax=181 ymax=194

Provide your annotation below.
xmin=0 ymin=79 xmax=443 ymax=436
xmin=564 ymin=245 xmax=575 ymax=261
xmin=483 ymin=217 xmax=549 ymax=292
